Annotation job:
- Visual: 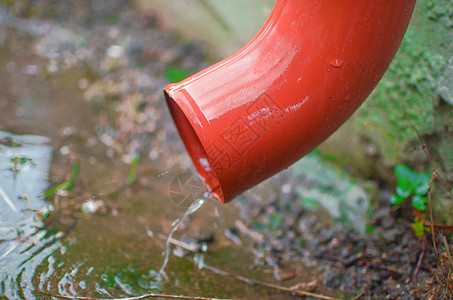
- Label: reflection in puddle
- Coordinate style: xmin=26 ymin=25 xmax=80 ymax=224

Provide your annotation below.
xmin=0 ymin=131 xmax=58 ymax=299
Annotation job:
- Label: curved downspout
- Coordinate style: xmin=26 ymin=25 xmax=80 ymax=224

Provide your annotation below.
xmin=164 ymin=0 xmax=416 ymax=203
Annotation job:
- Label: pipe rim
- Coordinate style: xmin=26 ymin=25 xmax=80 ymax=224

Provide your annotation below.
xmin=164 ymin=89 xmax=225 ymax=203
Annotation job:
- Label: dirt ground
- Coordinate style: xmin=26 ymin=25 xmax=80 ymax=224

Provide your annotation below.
xmin=1 ymin=1 xmax=452 ymax=299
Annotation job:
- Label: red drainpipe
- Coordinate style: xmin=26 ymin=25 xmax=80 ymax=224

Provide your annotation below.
xmin=164 ymin=0 xmax=416 ymax=203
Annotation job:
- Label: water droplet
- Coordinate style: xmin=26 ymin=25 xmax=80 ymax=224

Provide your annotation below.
xmin=79 ymin=280 xmax=87 ymax=289
xmin=345 ymin=93 xmax=351 ymax=101
xmin=330 ymin=59 xmax=344 ymax=68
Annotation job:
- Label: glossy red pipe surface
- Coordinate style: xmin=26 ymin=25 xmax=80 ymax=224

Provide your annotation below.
xmin=164 ymin=0 xmax=416 ymax=203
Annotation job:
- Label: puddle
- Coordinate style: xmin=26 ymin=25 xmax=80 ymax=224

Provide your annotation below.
xmin=0 ymin=8 xmax=335 ymax=299
xmin=0 ymin=131 xmax=55 ymax=299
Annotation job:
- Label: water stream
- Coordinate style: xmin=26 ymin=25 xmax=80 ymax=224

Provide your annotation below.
xmin=159 ymin=197 xmax=206 ymax=277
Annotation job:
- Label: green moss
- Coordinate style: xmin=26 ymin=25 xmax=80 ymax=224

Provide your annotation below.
xmin=355 ymin=0 xmax=453 ymax=165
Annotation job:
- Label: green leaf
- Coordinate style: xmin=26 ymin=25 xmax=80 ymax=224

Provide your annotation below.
xmin=412 ymin=194 xmax=427 ymax=211
xmin=396 ymin=185 xmax=412 ymax=198
xmin=43 ymin=162 xmax=78 ymax=197
xmin=394 ymin=164 xmax=416 ymax=197
xmin=164 ymin=66 xmax=190 ymax=83
xmin=127 ymin=156 xmax=140 ymax=184
xmin=395 ymin=164 xmax=418 ymax=183
xmin=390 ymin=194 xmax=404 ymax=205
xmin=65 ymin=162 xmax=79 ymax=191
xmin=414 ymin=172 xmax=430 ymax=195
xmin=43 ymin=186 xmax=57 ymax=198
xmin=411 ymin=218 xmax=425 ymax=237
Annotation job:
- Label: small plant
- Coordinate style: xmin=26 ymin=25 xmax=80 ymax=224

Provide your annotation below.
xmin=390 ymin=164 xmax=431 ymax=237
xmin=10 ymin=156 xmax=35 ymax=173
xmin=43 ymin=162 xmax=78 ymax=197
xmin=127 ymin=155 xmax=140 ymax=184
xmin=390 ymin=164 xmax=430 ymax=211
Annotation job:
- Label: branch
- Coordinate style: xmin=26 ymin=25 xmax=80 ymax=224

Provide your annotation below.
xmin=30 ymin=287 xmax=230 ymax=300
xmin=414 ymin=130 xmax=453 ymax=198
xmin=157 ymin=236 xmax=340 ymax=300
xmin=202 ymin=264 xmax=340 ymax=300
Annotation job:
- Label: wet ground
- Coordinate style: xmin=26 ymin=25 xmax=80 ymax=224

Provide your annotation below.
xmin=0 ymin=2 xmax=334 ymax=299
xmin=0 ymin=1 xmax=451 ymax=300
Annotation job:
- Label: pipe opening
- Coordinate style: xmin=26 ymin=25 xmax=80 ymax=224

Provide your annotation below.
xmin=164 ymin=90 xmax=225 ymax=203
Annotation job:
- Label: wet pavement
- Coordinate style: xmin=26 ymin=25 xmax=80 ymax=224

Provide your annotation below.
xmin=0 ymin=3 xmax=334 ymax=299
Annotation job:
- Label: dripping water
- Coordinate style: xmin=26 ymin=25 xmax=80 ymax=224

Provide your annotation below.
xmin=158 ymin=197 xmax=206 ymax=278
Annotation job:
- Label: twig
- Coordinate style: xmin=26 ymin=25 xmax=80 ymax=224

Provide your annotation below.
xmin=442 ymin=236 xmax=453 ymax=297
xmin=234 ymin=220 xmax=264 ymax=243
xmin=202 ymin=264 xmax=340 ymax=300
xmin=427 ymin=171 xmax=442 ymax=273
xmin=365 ymin=262 xmax=403 ymax=275
xmin=415 ymin=130 xmax=453 ymax=198
xmin=30 ymin=287 xmax=229 ymax=300
xmin=423 ymin=220 xmax=453 ymax=234
xmin=413 ymin=235 xmax=427 ymax=281
xmin=155 ymin=237 xmax=338 ymax=300
xmin=351 ymin=290 xmax=365 ymax=300
xmin=160 ymin=235 xmax=339 ymax=299
xmin=156 ymin=236 xmax=337 ymax=299
xmin=157 ymin=234 xmax=200 ymax=252
xmin=415 ymin=131 xmax=450 ymax=283
xmin=443 ymin=237 xmax=453 ymax=283
xmin=443 ymin=237 xmax=453 ymax=267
